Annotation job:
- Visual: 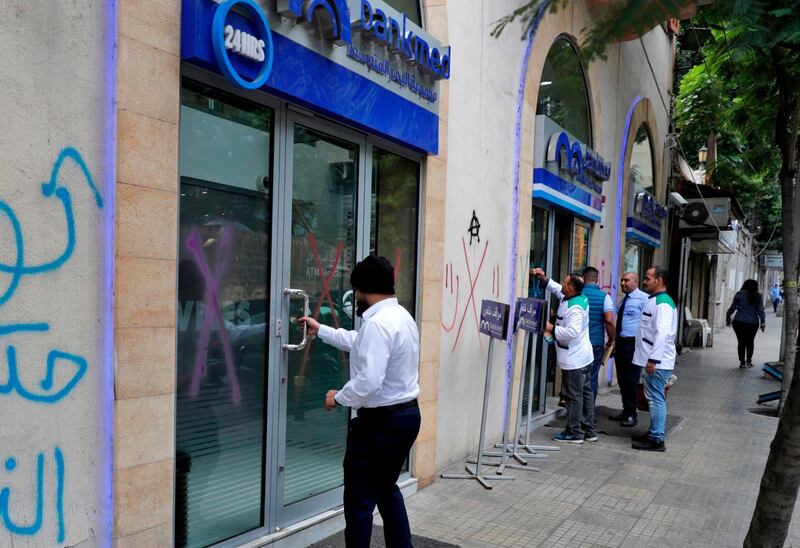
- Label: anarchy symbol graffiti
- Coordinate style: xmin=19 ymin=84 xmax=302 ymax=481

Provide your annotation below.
xmin=468 ymin=210 xmax=481 ymax=245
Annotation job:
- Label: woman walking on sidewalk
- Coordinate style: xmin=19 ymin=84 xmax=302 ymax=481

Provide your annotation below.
xmin=726 ymin=279 xmax=766 ymax=368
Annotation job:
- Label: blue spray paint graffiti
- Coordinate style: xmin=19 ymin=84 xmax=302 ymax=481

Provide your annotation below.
xmin=0 ymin=147 xmax=102 ymax=543
xmin=0 ymin=448 xmax=66 ymax=543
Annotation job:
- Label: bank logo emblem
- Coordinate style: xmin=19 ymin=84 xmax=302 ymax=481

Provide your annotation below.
xmin=279 ymin=0 xmax=352 ymax=45
xmin=212 ymin=0 xmax=275 ymax=90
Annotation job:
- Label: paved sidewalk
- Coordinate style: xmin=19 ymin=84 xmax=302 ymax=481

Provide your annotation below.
xmin=396 ymin=312 xmax=800 ymax=547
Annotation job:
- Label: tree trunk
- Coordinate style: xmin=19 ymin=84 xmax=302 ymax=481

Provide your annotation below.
xmin=744 ymin=48 xmax=800 ymax=547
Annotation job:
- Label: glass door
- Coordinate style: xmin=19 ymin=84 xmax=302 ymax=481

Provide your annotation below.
xmin=176 ymin=81 xmax=273 ymax=547
xmin=279 ymin=115 xmax=362 ymax=525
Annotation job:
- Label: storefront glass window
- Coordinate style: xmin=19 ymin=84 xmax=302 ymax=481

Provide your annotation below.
xmin=631 ymin=124 xmax=654 ymax=193
xmin=370 ymin=147 xmax=420 ymax=316
xmin=536 ymin=37 xmax=592 ymax=145
xmin=384 ymin=0 xmax=422 ymax=25
xmin=176 ymin=82 xmax=273 ymax=547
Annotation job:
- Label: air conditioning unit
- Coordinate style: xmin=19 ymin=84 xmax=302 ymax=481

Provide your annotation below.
xmin=679 ymin=197 xmax=731 ymax=229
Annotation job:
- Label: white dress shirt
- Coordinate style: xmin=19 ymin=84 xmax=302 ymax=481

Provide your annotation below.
xmin=317 ymin=297 xmax=420 ymax=409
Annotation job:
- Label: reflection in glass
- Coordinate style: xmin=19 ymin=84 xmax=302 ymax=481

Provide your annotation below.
xmin=176 ymin=186 xmax=270 ymax=547
xmin=571 ymin=222 xmax=590 ymax=273
xmin=284 ymin=125 xmax=356 ymax=506
xmin=630 ymin=124 xmax=654 ymax=193
xmin=383 ymin=0 xmax=422 ymax=25
xmin=523 ymin=207 xmax=549 ymax=417
xmin=371 ymin=148 xmax=420 ymax=316
xmin=536 ymin=37 xmax=592 ymax=145
xmin=176 ymin=84 xmax=272 ymax=548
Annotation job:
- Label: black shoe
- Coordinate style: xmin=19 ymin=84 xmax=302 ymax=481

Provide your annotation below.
xmin=608 ymin=412 xmax=626 ymax=421
xmin=632 ymin=438 xmax=665 ymax=452
xmin=739 ymin=363 xmax=747 ymax=368
xmin=631 ymin=432 xmax=650 ymax=442
xmin=621 ymin=416 xmax=637 ymax=427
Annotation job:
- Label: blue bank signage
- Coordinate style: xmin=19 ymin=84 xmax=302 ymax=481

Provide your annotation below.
xmin=533 ymin=115 xmax=610 ymax=223
xmin=479 ymin=300 xmax=511 ymax=341
xmin=182 ymin=0 xmax=448 ymax=153
xmin=516 ymin=298 xmax=547 ymax=334
xmin=626 ymin=191 xmax=667 ymax=248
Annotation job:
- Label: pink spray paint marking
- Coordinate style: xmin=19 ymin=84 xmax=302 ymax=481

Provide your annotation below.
xmin=452 ymin=237 xmax=489 ymax=351
xmin=441 ymin=263 xmax=460 ymax=333
xmin=293 ymin=234 xmax=345 ymax=406
xmin=186 ymin=228 xmax=241 ymax=406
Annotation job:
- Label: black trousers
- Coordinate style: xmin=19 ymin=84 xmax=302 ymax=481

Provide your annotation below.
xmin=344 ymin=403 xmax=421 ymax=548
xmin=732 ymin=320 xmax=759 ymax=364
xmin=615 ymin=337 xmax=641 ymax=418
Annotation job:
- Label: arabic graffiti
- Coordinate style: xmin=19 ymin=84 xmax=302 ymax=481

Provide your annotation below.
xmin=0 ymin=146 xmax=102 ymax=544
xmin=0 ymin=448 xmax=65 ymax=543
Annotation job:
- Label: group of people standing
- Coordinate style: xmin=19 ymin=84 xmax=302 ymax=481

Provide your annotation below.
xmin=532 ymin=265 xmax=677 ymax=453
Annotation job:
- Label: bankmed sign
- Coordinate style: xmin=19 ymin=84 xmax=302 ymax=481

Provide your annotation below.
xmin=626 ymin=191 xmax=668 ymax=248
xmin=356 ymin=0 xmax=451 ymax=80
xmin=182 ymin=0 xmax=445 ymax=153
xmin=533 ymin=115 xmax=610 ymax=223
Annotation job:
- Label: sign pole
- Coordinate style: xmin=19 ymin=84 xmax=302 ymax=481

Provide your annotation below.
xmin=441 ymin=300 xmax=515 ymax=489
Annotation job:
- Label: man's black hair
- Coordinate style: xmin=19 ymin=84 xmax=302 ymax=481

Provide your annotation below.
xmin=581 ymin=266 xmax=599 ymax=282
xmin=650 ymin=265 xmax=669 ymax=287
xmin=567 ymin=274 xmax=585 ymax=294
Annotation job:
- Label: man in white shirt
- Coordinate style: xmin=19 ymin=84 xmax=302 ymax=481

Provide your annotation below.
xmin=631 ymin=266 xmax=678 ymax=452
xmin=300 ymin=255 xmax=420 ymax=548
xmin=534 ymin=268 xmax=597 ymax=444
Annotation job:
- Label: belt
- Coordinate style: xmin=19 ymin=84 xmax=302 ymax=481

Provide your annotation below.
xmin=357 ymin=399 xmax=418 ymax=417
xmin=617 ymin=336 xmax=636 ymax=342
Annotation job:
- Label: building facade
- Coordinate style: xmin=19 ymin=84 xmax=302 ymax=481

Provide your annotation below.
xmin=0 ymin=1 xmax=675 ymax=546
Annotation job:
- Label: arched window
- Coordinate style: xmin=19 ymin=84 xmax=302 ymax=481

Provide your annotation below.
xmin=383 ymin=0 xmax=423 ymax=26
xmin=625 ymin=123 xmax=656 ymax=277
xmin=536 ymin=37 xmax=592 ymax=145
xmin=630 ymin=123 xmax=655 ymax=194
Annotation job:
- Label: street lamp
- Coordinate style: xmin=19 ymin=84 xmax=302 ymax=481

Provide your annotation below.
xmin=697 ymin=145 xmax=708 ymax=169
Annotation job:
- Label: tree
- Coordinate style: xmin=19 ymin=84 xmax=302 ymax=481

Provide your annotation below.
xmin=495 ymin=1 xmax=800 ymax=544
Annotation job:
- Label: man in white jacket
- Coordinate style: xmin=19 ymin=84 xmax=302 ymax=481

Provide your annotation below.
xmin=534 ymin=268 xmax=597 ymax=444
xmin=631 ymin=266 xmax=677 ymax=452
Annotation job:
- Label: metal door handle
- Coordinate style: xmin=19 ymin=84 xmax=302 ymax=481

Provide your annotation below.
xmin=283 ymin=288 xmax=310 ymax=351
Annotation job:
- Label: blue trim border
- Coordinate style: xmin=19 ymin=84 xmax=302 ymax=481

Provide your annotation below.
xmin=626 ymin=216 xmax=661 ymax=239
xmin=532 ymin=168 xmax=602 ymax=222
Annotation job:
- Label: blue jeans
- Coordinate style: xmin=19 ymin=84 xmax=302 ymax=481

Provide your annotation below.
xmin=590 ymin=345 xmax=604 ymax=399
xmin=641 ymin=368 xmax=672 ymax=443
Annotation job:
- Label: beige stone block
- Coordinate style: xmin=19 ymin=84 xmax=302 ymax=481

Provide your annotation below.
xmin=416 ymin=400 xmax=438 ymax=443
xmin=436 ymin=119 xmax=448 ymax=163
xmin=419 ymin=322 xmax=442 ymax=363
xmin=420 ymin=280 xmax=443 ymax=325
xmin=118 ymin=110 xmax=179 ymax=193
xmin=421 ymin=240 xmax=444 ymax=289
xmin=116 ymin=327 xmax=176 ymax=400
xmin=117 ymin=183 xmax=178 ymax=260
xmin=115 ymin=459 xmax=174 ymax=539
xmin=418 ymin=360 xmax=440 ymax=403
xmin=118 ymin=35 xmax=180 ymax=123
xmin=437 ymin=81 xmax=449 ymax=123
xmin=120 ymin=0 xmax=181 ymax=55
xmin=425 ymin=157 xmax=447 ymax=196
xmin=412 ymin=437 xmax=436 ymax=487
xmin=116 ymin=395 xmax=174 ymax=469
xmin=423 ymin=5 xmax=448 ymax=42
xmin=423 ymin=207 xmax=446 ymax=249
xmin=116 ymin=257 xmax=176 ymax=328
xmin=115 ymin=522 xmax=172 ymax=547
